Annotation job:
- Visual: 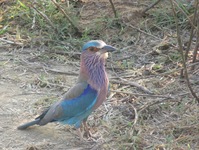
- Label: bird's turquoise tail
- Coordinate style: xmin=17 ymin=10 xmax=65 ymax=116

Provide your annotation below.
xmin=17 ymin=119 xmax=40 ymax=130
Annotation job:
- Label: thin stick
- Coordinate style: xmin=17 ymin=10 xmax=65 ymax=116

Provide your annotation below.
xmin=124 ymin=22 xmax=161 ymax=40
xmin=170 ymin=0 xmax=199 ymax=103
xmin=108 ymin=0 xmax=118 ymax=18
xmin=115 ymin=54 xmax=135 ymax=61
xmin=51 ymin=0 xmax=80 ymax=34
xmin=138 ymin=97 xmax=174 ymax=113
xmin=110 ymin=79 xmax=153 ymax=94
xmin=44 ymin=67 xmax=79 ymax=76
xmin=142 ymin=0 xmax=162 ymax=14
xmin=0 ymin=38 xmax=23 ymax=45
xmin=31 ymin=5 xmax=57 ymax=32
xmin=110 ymin=89 xmax=173 ymax=98
xmin=31 ymin=0 xmax=37 ymax=29
xmin=191 ymin=0 xmax=199 ymax=70
xmin=129 ymin=104 xmax=138 ymax=127
xmin=173 ymin=0 xmax=197 ymax=30
xmin=181 ymin=2 xmax=198 ymax=76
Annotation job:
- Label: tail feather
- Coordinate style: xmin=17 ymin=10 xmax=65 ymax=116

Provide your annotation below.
xmin=17 ymin=119 xmax=40 ymax=130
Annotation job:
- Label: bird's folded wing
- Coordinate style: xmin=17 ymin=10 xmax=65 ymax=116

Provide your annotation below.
xmin=62 ymin=81 xmax=88 ymax=100
xmin=39 ymin=82 xmax=98 ymax=125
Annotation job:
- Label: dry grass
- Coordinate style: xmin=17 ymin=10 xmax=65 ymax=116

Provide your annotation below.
xmin=0 ymin=0 xmax=199 ymax=150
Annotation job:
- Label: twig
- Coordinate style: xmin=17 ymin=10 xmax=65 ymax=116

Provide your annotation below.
xmin=44 ymin=67 xmax=79 ymax=76
xmin=138 ymin=91 xmax=192 ymax=112
xmin=108 ymin=0 xmax=118 ymax=18
xmin=124 ymin=22 xmax=161 ymax=40
xmin=110 ymin=79 xmax=153 ymax=94
xmin=170 ymin=0 xmax=199 ymax=103
xmin=129 ymin=104 xmax=138 ymax=127
xmin=31 ymin=0 xmax=36 ymax=29
xmin=113 ymin=90 xmax=193 ymax=115
xmin=115 ymin=54 xmax=135 ymax=61
xmin=31 ymin=5 xmax=57 ymax=32
xmin=0 ymin=38 xmax=23 ymax=45
xmin=110 ymin=90 xmax=173 ymax=98
xmin=173 ymin=0 xmax=197 ymax=30
xmin=181 ymin=1 xmax=198 ymax=77
xmin=51 ymin=50 xmax=81 ymax=57
xmin=36 ymin=76 xmax=70 ymax=88
xmin=138 ymin=97 xmax=174 ymax=113
xmin=51 ymin=0 xmax=81 ymax=34
xmin=191 ymin=0 xmax=199 ymax=70
xmin=142 ymin=0 xmax=162 ymax=14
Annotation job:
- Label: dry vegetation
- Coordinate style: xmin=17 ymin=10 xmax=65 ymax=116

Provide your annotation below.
xmin=0 ymin=0 xmax=199 ymax=150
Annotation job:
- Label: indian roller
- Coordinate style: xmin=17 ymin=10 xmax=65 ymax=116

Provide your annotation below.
xmin=17 ymin=40 xmax=116 ymax=139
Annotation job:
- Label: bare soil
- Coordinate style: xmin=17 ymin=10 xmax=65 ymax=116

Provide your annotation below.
xmin=0 ymin=0 xmax=199 ymax=150
xmin=0 ymin=48 xmax=98 ymax=149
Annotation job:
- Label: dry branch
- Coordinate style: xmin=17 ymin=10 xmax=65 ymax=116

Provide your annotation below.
xmin=44 ymin=67 xmax=79 ymax=76
xmin=173 ymin=0 xmax=197 ymax=30
xmin=170 ymin=0 xmax=199 ymax=103
xmin=142 ymin=0 xmax=162 ymax=14
xmin=124 ymin=22 xmax=161 ymax=40
xmin=51 ymin=0 xmax=81 ymax=34
xmin=138 ymin=91 xmax=193 ymax=112
xmin=192 ymin=0 xmax=199 ymax=70
xmin=110 ymin=90 xmax=173 ymax=99
xmin=110 ymin=79 xmax=153 ymax=94
xmin=0 ymin=38 xmax=23 ymax=45
xmin=31 ymin=5 xmax=57 ymax=32
xmin=129 ymin=104 xmax=138 ymax=127
xmin=108 ymin=0 xmax=118 ymax=18
xmin=181 ymin=1 xmax=198 ymax=76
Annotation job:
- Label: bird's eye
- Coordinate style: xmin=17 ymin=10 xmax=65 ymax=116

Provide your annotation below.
xmin=88 ymin=47 xmax=99 ymax=52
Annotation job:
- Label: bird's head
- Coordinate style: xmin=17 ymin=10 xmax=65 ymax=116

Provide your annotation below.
xmin=79 ymin=40 xmax=116 ymax=84
xmin=81 ymin=40 xmax=116 ymax=59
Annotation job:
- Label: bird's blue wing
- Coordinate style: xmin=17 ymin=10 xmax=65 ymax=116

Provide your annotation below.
xmin=39 ymin=83 xmax=98 ymax=128
xmin=58 ymin=84 xmax=97 ymax=127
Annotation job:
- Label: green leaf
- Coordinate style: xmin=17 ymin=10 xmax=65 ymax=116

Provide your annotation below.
xmin=17 ymin=0 xmax=28 ymax=9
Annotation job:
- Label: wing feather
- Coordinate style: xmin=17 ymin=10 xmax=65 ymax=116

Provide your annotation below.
xmin=38 ymin=82 xmax=97 ymax=127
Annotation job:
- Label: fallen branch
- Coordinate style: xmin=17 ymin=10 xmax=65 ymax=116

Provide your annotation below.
xmin=110 ymin=89 xmax=173 ymax=98
xmin=44 ymin=67 xmax=79 ymax=76
xmin=142 ymin=0 xmax=162 ymax=14
xmin=129 ymin=104 xmax=138 ymax=127
xmin=124 ymin=22 xmax=161 ymax=40
xmin=115 ymin=54 xmax=135 ymax=61
xmin=110 ymin=79 xmax=153 ymax=94
xmin=0 ymin=38 xmax=23 ymax=45
xmin=138 ymin=91 xmax=192 ymax=112
xmin=138 ymin=97 xmax=175 ymax=113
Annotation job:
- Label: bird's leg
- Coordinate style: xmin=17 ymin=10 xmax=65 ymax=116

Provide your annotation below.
xmin=83 ymin=120 xmax=93 ymax=138
xmin=77 ymin=128 xmax=85 ymax=141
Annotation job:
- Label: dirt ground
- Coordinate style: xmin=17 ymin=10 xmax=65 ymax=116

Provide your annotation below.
xmin=1 ymin=0 xmax=199 ymax=150
xmin=0 ymin=48 xmax=96 ymax=149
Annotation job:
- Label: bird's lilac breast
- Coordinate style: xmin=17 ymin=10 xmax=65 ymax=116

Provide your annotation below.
xmin=93 ymin=80 xmax=109 ymax=110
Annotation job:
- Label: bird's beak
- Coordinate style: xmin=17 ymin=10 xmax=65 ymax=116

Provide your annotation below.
xmin=100 ymin=45 xmax=116 ymax=53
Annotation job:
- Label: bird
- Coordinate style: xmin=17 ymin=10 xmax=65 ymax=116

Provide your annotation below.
xmin=17 ymin=40 xmax=116 ymax=139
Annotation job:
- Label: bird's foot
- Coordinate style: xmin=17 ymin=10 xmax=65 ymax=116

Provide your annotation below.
xmin=83 ymin=129 xmax=99 ymax=142
xmin=76 ymin=128 xmax=95 ymax=142
xmin=76 ymin=128 xmax=98 ymax=142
